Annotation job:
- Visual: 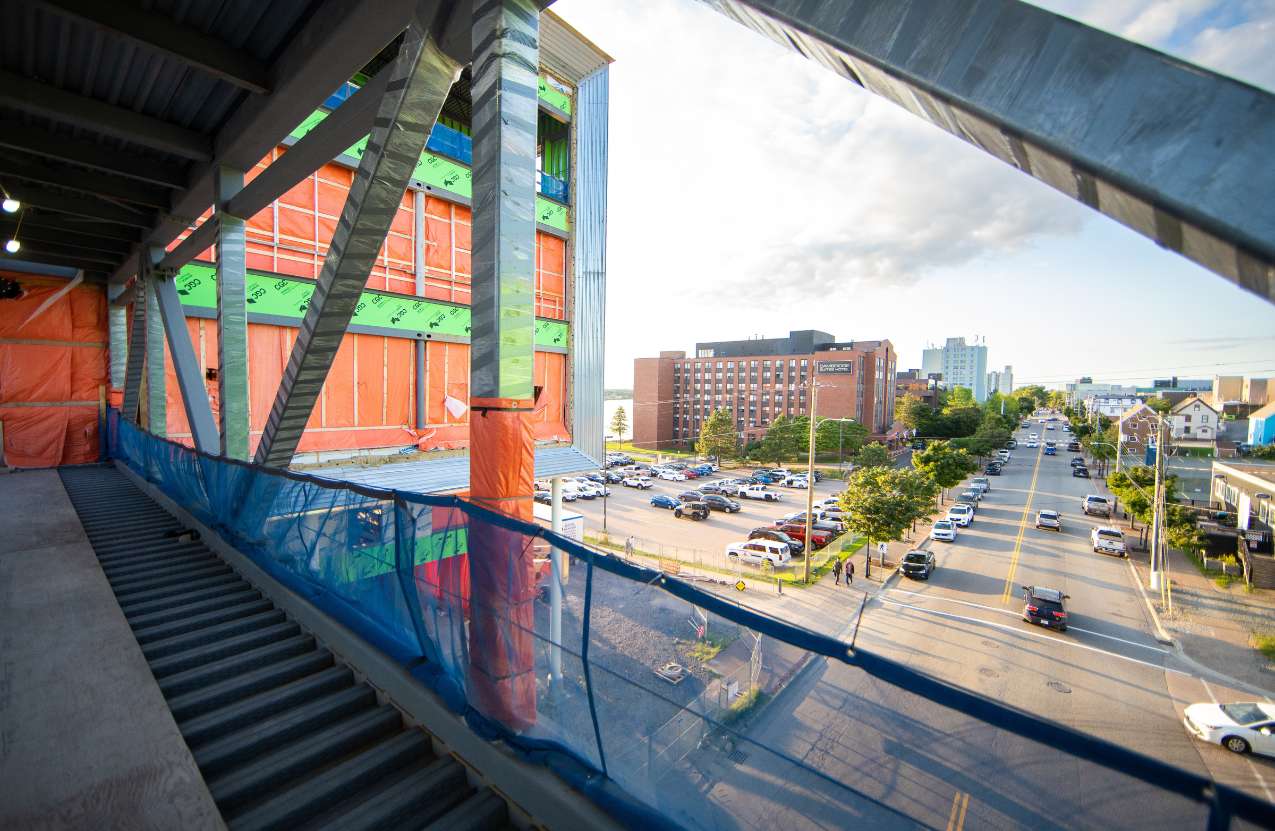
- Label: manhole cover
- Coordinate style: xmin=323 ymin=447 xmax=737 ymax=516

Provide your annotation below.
xmin=727 ymin=748 xmax=749 ymax=764
xmin=1047 ymin=680 xmax=1072 ymax=694
xmin=979 ymin=667 xmax=999 ymax=678
xmin=981 ymin=640 xmax=999 ymax=649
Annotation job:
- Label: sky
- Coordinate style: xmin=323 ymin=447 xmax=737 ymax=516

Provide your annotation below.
xmin=550 ymin=0 xmax=1275 ymax=390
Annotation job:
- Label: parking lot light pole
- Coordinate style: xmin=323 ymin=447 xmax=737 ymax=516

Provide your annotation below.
xmin=549 ymin=477 xmax=563 ymax=683
xmin=803 ymin=384 xmax=821 ymax=583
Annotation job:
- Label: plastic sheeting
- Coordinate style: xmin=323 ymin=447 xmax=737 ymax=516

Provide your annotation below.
xmin=0 ymin=273 xmax=106 ymax=466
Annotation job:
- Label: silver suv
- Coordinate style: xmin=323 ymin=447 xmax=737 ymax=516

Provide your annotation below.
xmin=1082 ymin=495 xmax=1112 ymax=518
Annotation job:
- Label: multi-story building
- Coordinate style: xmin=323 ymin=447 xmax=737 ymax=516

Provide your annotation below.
xmin=897 ymin=370 xmax=938 ymax=407
xmin=1065 ymin=379 xmax=1138 ymax=406
xmin=922 ymin=337 xmax=989 ymax=401
xmin=1170 ymin=395 xmax=1221 ymax=441
xmin=633 ymin=330 xmax=896 ymax=450
xmin=1085 ymin=394 xmax=1144 ymax=419
xmin=987 ymin=365 xmax=1013 ymax=396
xmin=1118 ymin=402 xmax=1160 ymax=464
xmin=1213 ymin=375 xmax=1245 ymax=408
xmin=1244 ymin=378 xmax=1273 ymax=407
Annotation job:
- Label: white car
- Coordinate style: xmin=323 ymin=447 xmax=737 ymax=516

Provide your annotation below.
xmin=1026 ymin=440 xmax=1039 ymax=448
xmin=656 ymin=469 xmax=687 ymax=482
xmin=930 ymin=520 xmax=958 ymax=542
xmin=1184 ymin=702 xmax=1275 ymax=756
xmin=725 ymin=539 xmax=792 ymax=568
xmin=947 ymin=504 xmax=974 ymax=527
xmin=784 ymin=475 xmax=810 ymax=488
xmin=1029 ymin=433 xmax=1039 ymax=441
xmin=1091 ymin=526 xmax=1127 ymax=557
xmin=621 ymin=475 xmax=653 ymax=489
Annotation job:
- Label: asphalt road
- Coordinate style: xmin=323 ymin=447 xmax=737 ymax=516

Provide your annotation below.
xmin=600 ymin=426 xmax=1275 ymax=829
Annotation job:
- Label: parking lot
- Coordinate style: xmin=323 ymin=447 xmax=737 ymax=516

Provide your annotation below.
xmin=558 ymin=465 xmax=854 ymax=575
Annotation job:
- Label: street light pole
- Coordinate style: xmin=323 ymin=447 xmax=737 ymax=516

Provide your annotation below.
xmin=804 ymin=383 xmax=819 ymax=584
xmin=1149 ymin=418 xmax=1167 ymax=592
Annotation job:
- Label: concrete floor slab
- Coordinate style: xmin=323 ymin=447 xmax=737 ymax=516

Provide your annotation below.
xmin=0 ymin=469 xmax=224 ymax=830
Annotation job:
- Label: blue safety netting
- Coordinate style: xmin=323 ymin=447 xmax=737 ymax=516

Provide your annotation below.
xmin=105 ymin=411 xmax=1272 ymax=830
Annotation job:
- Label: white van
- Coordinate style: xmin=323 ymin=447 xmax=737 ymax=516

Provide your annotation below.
xmin=725 ymin=539 xmax=792 ymax=567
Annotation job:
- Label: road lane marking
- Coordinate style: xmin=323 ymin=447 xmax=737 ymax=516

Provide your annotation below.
xmin=877 ymin=596 xmax=1190 ymax=676
xmin=1201 ymin=680 xmax=1275 ymax=803
xmin=945 ymin=791 xmax=970 ymax=831
xmin=1001 ymin=445 xmax=1044 ymax=604
xmin=886 ymin=588 xmax=1169 ymax=654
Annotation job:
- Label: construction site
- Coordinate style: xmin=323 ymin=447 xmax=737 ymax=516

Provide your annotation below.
xmin=1 ymin=1 xmax=1273 ymax=829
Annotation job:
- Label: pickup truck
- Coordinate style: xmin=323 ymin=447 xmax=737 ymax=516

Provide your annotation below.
xmin=735 ymin=484 xmax=782 ymax=501
xmin=1091 ymin=527 xmax=1127 ymax=557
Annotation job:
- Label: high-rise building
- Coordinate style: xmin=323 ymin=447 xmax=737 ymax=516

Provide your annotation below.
xmin=633 ymin=330 xmax=896 ymax=451
xmin=924 ymin=337 xmax=989 ymax=401
xmin=987 ymin=365 xmax=1013 ymax=396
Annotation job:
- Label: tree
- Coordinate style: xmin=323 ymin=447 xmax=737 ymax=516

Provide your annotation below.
xmin=609 ymin=405 xmax=628 ymax=442
xmin=1147 ymin=396 xmax=1173 ymax=415
xmin=854 ymin=442 xmax=891 ymax=469
xmin=760 ymin=415 xmax=803 ymax=464
xmin=1082 ymin=424 xmax=1118 ymax=475
xmin=1046 ymin=390 xmax=1069 ymax=411
xmin=1108 ymin=467 xmax=1156 ymax=527
xmin=898 ymin=394 xmax=932 ymax=431
xmin=1013 ymin=385 xmax=1048 ymax=411
xmin=839 ymin=467 xmax=935 ymax=567
xmin=1252 ymin=445 xmax=1275 ymax=461
xmin=943 ymin=386 xmax=977 ymax=413
xmin=912 ymin=440 xmax=978 ymax=503
xmin=816 ymin=419 xmax=868 ymax=459
xmin=695 ymin=408 xmax=737 ymax=462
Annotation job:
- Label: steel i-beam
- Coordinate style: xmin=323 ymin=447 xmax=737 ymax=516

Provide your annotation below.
xmin=254 ymin=13 xmax=461 ymax=468
xmin=215 ymin=167 xmax=249 ymax=459
xmin=154 ymin=268 xmax=219 ymax=452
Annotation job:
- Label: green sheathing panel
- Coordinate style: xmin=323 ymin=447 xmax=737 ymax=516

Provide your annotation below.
xmin=336 ymin=525 xmax=469 ymax=584
xmin=287 ymin=108 xmax=569 ymax=233
xmin=174 ymin=263 xmax=567 ymax=348
xmin=538 ymin=75 xmax=573 ymax=115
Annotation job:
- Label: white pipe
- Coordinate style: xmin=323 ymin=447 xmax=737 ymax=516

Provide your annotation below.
xmin=549 ymin=476 xmax=563 ymax=682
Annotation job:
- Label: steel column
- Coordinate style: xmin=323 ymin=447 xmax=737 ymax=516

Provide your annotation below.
xmin=715 ymin=0 xmax=1275 ymax=304
xmin=144 ymin=266 xmax=166 ymax=436
xmin=571 ymin=66 xmax=609 ymax=465
xmin=154 ymin=271 xmax=219 ymax=452
xmin=549 ymin=476 xmax=563 ymax=683
xmin=120 ymin=270 xmax=147 ymax=422
xmin=254 ymin=17 xmax=460 ymax=468
xmin=414 ymin=188 xmax=427 ymax=430
xmin=215 ymin=166 xmax=249 ymax=459
xmin=466 ymin=0 xmax=540 ymax=733
xmin=108 ymin=305 xmax=127 ymax=397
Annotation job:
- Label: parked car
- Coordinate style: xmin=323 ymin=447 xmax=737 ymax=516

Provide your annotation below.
xmin=678 ymin=490 xmax=706 ymax=503
xmin=650 ymin=494 xmax=679 ymax=510
xmin=984 ymin=463 xmax=1002 ymax=476
xmin=691 ymin=464 xmax=715 ymax=476
xmin=656 ymin=469 xmax=687 ymax=482
xmin=726 ymin=539 xmax=791 ymax=568
xmin=622 ymin=475 xmax=653 ymax=489
xmin=778 ymin=523 xmax=832 ymax=549
xmin=681 ymin=468 xmax=700 ymax=479
xmin=1183 ymin=701 xmax=1275 ymax=756
xmin=971 ymin=476 xmax=990 ymax=492
xmin=901 ymin=549 xmax=936 ymax=580
xmin=703 ymin=494 xmax=742 ymax=513
xmin=748 ymin=527 xmax=804 ymax=555
xmin=1021 ymin=585 xmax=1069 ymax=631
xmin=1082 ymin=495 xmax=1112 ymax=517
xmin=736 ymin=484 xmax=782 ymax=501
xmin=602 ymin=470 xmax=624 ymax=484
xmin=783 ymin=475 xmax=810 ymax=489
xmin=1072 ymin=466 xmax=1090 ymax=478
xmin=776 ymin=511 xmax=844 ymax=534
xmin=1034 ymin=509 xmax=1061 ymax=531
xmin=947 ymin=504 xmax=974 ymax=526
xmin=534 ymin=490 xmax=552 ymax=505
xmin=1005 ymin=439 xmax=1018 ymax=449
xmin=930 ymin=520 xmax=958 ymax=542
xmin=959 ymin=488 xmax=982 ymax=503
xmin=562 ymin=482 xmax=593 ymax=500
xmin=674 ymin=501 xmax=710 ymax=520
xmin=1091 ymin=526 xmax=1127 ymax=557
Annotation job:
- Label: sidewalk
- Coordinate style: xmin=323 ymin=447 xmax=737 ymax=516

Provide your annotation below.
xmin=1132 ymin=545 xmax=1275 ymax=693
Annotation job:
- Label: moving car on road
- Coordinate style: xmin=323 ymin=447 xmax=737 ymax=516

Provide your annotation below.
xmin=1022 ymin=585 xmax=1069 ymax=631
xmin=1091 ymin=527 xmax=1127 ymax=557
xmin=1035 ymin=509 xmax=1062 ymax=531
xmin=725 ymin=539 xmax=791 ymax=568
xmin=1044 ymin=445 xmax=1057 ymax=456
xmin=1072 ymin=466 xmax=1090 ymax=478
xmin=947 ymin=504 xmax=974 ymax=527
xmin=1082 ymin=495 xmax=1112 ymax=517
xmin=674 ymin=501 xmax=710 ymax=520
xmin=1071 ymin=456 xmax=1086 ymax=467
xmin=901 ymin=549 xmax=936 ymax=580
xmin=1068 ymin=441 xmax=1082 ymax=452
xmin=702 ymin=494 xmax=742 ymax=513
xmin=1184 ymin=702 xmax=1275 ymax=756
xmin=748 ymin=527 xmax=804 ymax=555
xmin=985 ymin=463 xmax=1002 ymax=475
xmin=930 ymin=520 xmax=958 ymax=542
xmin=1026 ymin=440 xmax=1040 ymax=448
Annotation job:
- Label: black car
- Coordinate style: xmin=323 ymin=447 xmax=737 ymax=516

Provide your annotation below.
xmin=1072 ymin=466 xmax=1090 ymax=478
xmin=1070 ymin=456 xmax=1086 ymax=467
xmin=1067 ymin=442 xmax=1081 ymax=452
xmin=702 ymin=494 xmax=742 ymax=513
xmin=601 ymin=470 xmax=624 ymax=484
xmin=985 ymin=463 xmax=1002 ymax=475
xmin=533 ymin=490 xmax=552 ymax=505
xmin=1022 ymin=585 xmax=1069 ymax=631
xmin=748 ymin=527 xmax=804 ymax=555
xmin=811 ymin=470 xmax=825 ymax=482
xmin=673 ymin=501 xmax=709 ymax=520
xmin=901 ymin=549 xmax=936 ymax=580
xmin=1005 ymin=439 xmax=1017 ymax=449
xmin=678 ymin=490 xmax=706 ymax=503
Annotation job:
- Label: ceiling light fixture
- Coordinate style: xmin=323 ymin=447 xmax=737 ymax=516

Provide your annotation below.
xmin=4 ymin=239 xmax=19 ymax=254
xmin=1 ymin=198 xmax=18 ymax=214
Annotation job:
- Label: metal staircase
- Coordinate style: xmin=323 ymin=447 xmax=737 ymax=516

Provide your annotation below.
xmin=59 ymin=465 xmax=513 ymax=831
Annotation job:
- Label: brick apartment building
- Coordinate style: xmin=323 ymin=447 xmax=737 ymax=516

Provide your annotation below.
xmin=633 ymin=330 xmax=896 ymax=451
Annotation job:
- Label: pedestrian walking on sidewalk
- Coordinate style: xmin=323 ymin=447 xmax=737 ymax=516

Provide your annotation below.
xmin=625 ymin=536 xmax=634 ymax=559
xmin=832 ymin=557 xmax=842 ymax=585
xmin=845 ymin=559 xmax=854 ymax=586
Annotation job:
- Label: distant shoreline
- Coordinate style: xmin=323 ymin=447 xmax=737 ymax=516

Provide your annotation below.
xmin=604 ymin=389 xmax=632 ymax=400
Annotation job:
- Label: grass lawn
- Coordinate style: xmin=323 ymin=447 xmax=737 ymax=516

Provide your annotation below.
xmin=1253 ymin=633 xmax=1275 ymax=662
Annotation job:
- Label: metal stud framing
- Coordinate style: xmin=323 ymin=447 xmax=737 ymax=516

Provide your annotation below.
xmin=215 ymin=167 xmax=250 ymax=459
xmin=469 ymin=0 xmax=540 ymax=402
xmin=254 ymin=15 xmax=461 ymax=467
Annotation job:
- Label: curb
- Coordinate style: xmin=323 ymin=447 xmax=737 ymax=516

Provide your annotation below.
xmin=1125 ymin=557 xmax=1175 ymax=645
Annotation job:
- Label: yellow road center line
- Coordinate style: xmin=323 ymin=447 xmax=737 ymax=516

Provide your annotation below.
xmin=957 ymin=792 xmax=970 ymax=830
xmin=946 ymin=791 xmax=970 ymax=831
xmin=1002 ymin=445 xmax=1044 ymax=604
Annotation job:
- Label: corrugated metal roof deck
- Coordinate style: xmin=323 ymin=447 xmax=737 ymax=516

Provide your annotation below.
xmin=308 ymin=446 xmax=600 ymax=495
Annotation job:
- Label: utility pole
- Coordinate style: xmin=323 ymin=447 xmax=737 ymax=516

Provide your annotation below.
xmin=1148 ymin=417 xmax=1167 ymax=592
xmin=803 ymin=383 xmax=819 ymax=583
